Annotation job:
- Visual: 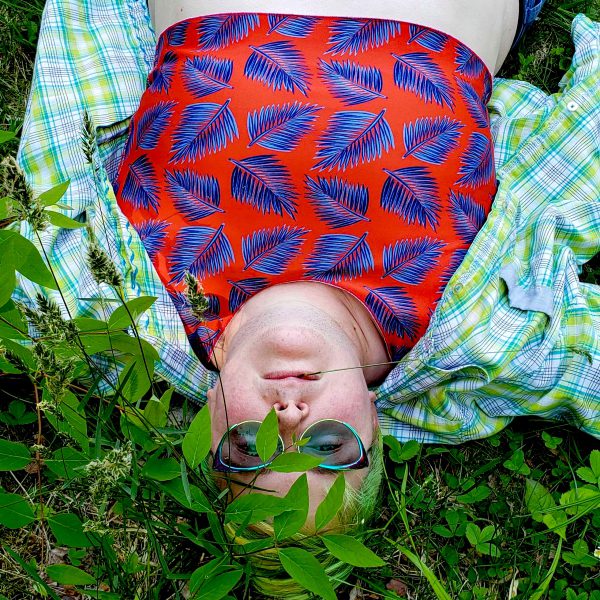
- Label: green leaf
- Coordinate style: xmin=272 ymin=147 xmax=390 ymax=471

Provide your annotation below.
xmin=45 ymin=447 xmax=88 ymax=480
xmin=46 ymin=564 xmax=96 ymax=586
xmin=268 ymin=452 xmax=322 ymax=473
xmin=45 ymin=210 xmax=85 ymax=229
xmin=108 ymin=296 xmax=157 ymax=331
xmin=321 ymin=534 xmax=385 ymax=567
xmin=476 ymin=542 xmax=500 ymax=557
xmin=0 ymin=493 xmax=36 ymax=528
xmin=560 ymin=487 xmax=600 ymax=517
xmin=503 ymin=449 xmax=531 ymax=475
xmin=0 ymin=439 xmax=30 ymax=471
xmin=590 ymin=450 xmax=600 ymax=477
xmin=141 ymin=456 xmax=180 ymax=481
xmin=0 ymin=300 xmax=28 ymax=339
xmin=279 ymin=547 xmax=337 ymax=600
xmin=38 ymin=181 xmax=70 ymax=207
xmin=465 ymin=523 xmax=481 ymax=546
xmin=45 ymin=390 xmax=89 ymax=452
xmin=456 ymin=485 xmax=491 ymax=504
xmin=384 ymin=436 xmax=420 ymax=463
xmin=47 ymin=513 xmax=97 ymax=548
xmin=256 ymin=408 xmax=279 ymax=463
xmin=274 ymin=474 xmax=309 ymax=540
xmin=478 ymin=525 xmax=496 ymax=543
xmin=0 ymin=130 xmax=16 ymax=144
xmin=542 ymin=509 xmax=568 ymax=540
xmin=74 ymin=591 xmax=119 ymax=600
xmin=315 ymin=473 xmax=345 ymax=531
xmin=144 ymin=388 xmax=173 ymax=428
xmin=225 ymin=493 xmax=289 ymax=524
xmin=191 ymin=567 xmax=243 ymax=600
xmin=159 ymin=479 xmax=213 ymax=514
xmin=182 ymin=404 xmax=211 ymax=469
xmin=525 ymin=478 xmax=556 ymax=522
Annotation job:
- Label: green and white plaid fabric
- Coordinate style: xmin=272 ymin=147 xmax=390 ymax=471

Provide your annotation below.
xmin=16 ymin=0 xmax=600 ymax=442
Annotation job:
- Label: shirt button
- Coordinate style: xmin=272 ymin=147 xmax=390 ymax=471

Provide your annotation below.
xmin=567 ymin=101 xmax=578 ymax=111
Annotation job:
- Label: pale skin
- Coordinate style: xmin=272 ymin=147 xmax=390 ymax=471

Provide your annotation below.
xmin=146 ymin=0 xmax=521 ymax=520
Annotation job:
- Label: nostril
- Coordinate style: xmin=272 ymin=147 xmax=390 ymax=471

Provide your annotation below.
xmin=274 ymin=402 xmax=285 ymax=412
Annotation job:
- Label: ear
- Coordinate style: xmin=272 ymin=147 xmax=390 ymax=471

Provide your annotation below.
xmin=369 ymin=391 xmax=379 ymax=431
xmin=207 ymin=387 xmax=216 ymax=408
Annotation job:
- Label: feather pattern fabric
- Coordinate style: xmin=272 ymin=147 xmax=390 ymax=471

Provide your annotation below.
xmin=242 ymin=225 xmax=308 ymax=275
xmin=392 ymin=52 xmax=454 ymax=109
xmin=244 ymin=41 xmax=310 ymax=95
xmin=319 ymin=59 xmax=385 ymax=105
xmin=456 ymin=78 xmax=489 ymax=128
xmin=380 ymin=166 xmax=440 ymax=229
xmin=230 ymin=155 xmax=298 ymax=218
xmin=170 ymin=100 xmax=238 ymax=163
xmin=228 ymin=277 xmax=269 ymax=312
xmin=134 ymin=219 xmax=169 ymax=261
xmin=247 ymin=102 xmax=321 ymax=151
xmin=403 ymin=116 xmax=463 ymax=164
xmin=166 ymin=21 xmax=189 ymax=46
xmin=169 ymin=291 xmax=202 ymax=329
xmin=449 ymin=191 xmax=486 ymax=244
xmin=183 ymin=56 xmax=233 ymax=98
xmin=314 ymin=109 xmax=394 ymax=171
xmin=455 ymin=45 xmax=485 ymax=78
xmin=166 ymin=170 xmax=223 ymax=221
xmin=456 ymin=132 xmax=493 ymax=188
xmin=169 ymin=224 xmax=234 ymax=283
xmin=149 ymin=50 xmax=177 ymax=93
xmin=304 ymin=233 xmax=374 ymax=282
xmin=382 ymin=237 xmax=446 ymax=284
xmin=326 ymin=19 xmax=402 ymax=55
xmin=136 ymin=101 xmax=176 ymax=150
xmin=364 ymin=286 xmax=418 ymax=339
xmin=198 ymin=14 xmax=260 ymax=50
xmin=306 ymin=175 xmax=370 ymax=228
xmin=408 ymin=24 xmax=447 ymax=52
xmin=121 ymin=155 xmax=160 ymax=212
xmin=267 ymin=15 xmax=318 ymax=38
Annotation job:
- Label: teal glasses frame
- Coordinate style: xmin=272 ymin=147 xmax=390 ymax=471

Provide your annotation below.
xmin=213 ymin=418 xmax=369 ymax=472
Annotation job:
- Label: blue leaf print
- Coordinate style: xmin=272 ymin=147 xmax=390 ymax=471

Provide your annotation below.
xmin=134 ymin=219 xmax=169 ymax=261
xmin=228 ymin=277 xmax=269 ymax=312
xmin=166 ymin=21 xmax=189 ymax=45
xmin=152 ymin=36 xmax=165 ymax=69
xmin=455 ymin=44 xmax=484 ymax=78
xmin=382 ymin=237 xmax=446 ymax=284
xmin=364 ymin=286 xmax=419 ymax=339
xmin=304 ymin=233 xmax=374 ymax=282
xmin=380 ymin=166 xmax=440 ymax=230
xmin=267 ymin=15 xmax=318 ymax=38
xmin=392 ymin=52 xmax=454 ymax=109
xmin=242 ymin=225 xmax=308 ymax=275
xmin=306 ymin=176 xmax=370 ymax=228
xmin=439 ymin=247 xmax=468 ymax=286
xmin=149 ymin=50 xmax=177 ymax=93
xmin=403 ymin=116 xmax=463 ymax=164
xmin=319 ymin=59 xmax=385 ymax=105
xmin=314 ymin=110 xmax=394 ymax=171
xmin=230 ymin=155 xmax=298 ymax=218
xmin=136 ymin=101 xmax=176 ymax=150
xmin=456 ymin=78 xmax=489 ymax=128
xmin=456 ymin=132 xmax=493 ymax=188
xmin=170 ymin=100 xmax=238 ymax=163
xmin=191 ymin=326 xmax=220 ymax=354
xmin=244 ymin=41 xmax=310 ymax=96
xmin=198 ymin=14 xmax=260 ymax=50
xmin=166 ymin=169 xmax=223 ymax=221
xmin=247 ymin=102 xmax=321 ymax=151
xmin=408 ymin=24 xmax=447 ymax=52
xmin=170 ymin=290 xmax=220 ymax=326
xmin=183 ymin=56 xmax=233 ymax=98
xmin=121 ymin=155 xmax=160 ymax=212
xmin=449 ymin=191 xmax=486 ymax=244
xmin=326 ymin=19 xmax=402 ymax=55
xmin=169 ymin=224 xmax=234 ymax=283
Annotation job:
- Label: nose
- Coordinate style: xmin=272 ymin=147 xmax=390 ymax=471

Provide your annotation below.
xmin=273 ymin=398 xmax=309 ymax=432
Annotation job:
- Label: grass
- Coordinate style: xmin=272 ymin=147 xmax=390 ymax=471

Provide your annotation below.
xmin=0 ymin=1 xmax=599 ymax=599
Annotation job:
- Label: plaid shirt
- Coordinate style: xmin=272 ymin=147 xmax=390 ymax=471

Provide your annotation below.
xmin=16 ymin=0 xmax=600 ymax=442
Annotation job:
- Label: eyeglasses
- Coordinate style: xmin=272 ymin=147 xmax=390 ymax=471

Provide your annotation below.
xmin=212 ymin=418 xmax=369 ymax=472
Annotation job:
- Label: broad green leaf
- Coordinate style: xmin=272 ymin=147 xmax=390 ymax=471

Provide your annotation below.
xmin=141 ymin=456 xmax=180 ymax=481
xmin=0 ymin=196 xmax=11 ymax=220
xmin=456 ymin=485 xmax=491 ymax=504
xmin=47 ymin=513 xmax=97 ymax=548
xmin=74 ymin=591 xmax=119 ymax=600
xmin=160 ymin=479 xmax=213 ymax=513
xmin=321 ymin=534 xmax=385 ymax=567
xmin=1 ymin=338 xmax=35 ymax=370
xmin=315 ymin=473 xmax=345 ymax=531
xmin=0 ymin=439 xmax=30 ymax=471
xmin=279 ymin=547 xmax=337 ymax=600
xmin=590 ymin=450 xmax=600 ymax=477
xmin=3 ymin=547 xmax=61 ymax=600
xmin=225 ymin=493 xmax=289 ymax=524
xmin=0 ymin=300 xmax=28 ymax=339
xmin=45 ymin=210 xmax=85 ymax=229
xmin=560 ymin=487 xmax=600 ymax=517
xmin=108 ymin=296 xmax=157 ymax=331
xmin=256 ymin=408 xmax=279 ymax=463
xmin=45 ymin=390 xmax=89 ymax=452
xmin=144 ymin=388 xmax=173 ymax=428
xmin=0 ymin=130 xmax=16 ymax=144
xmin=477 ymin=542 xmax=500 ymax=557
xmin=503 ymin=449 xmax=531 ymax=475
xmin=274 ymin=474 xmax=309 ymax=539
xmin=117 ymin=356 xmax=153 ymax=404
xmin=465 ymin=523 xmax=480 ymax=546
xmin=0 ymin=493 xmax=36 ymax=528
xmin=542 ymin=509 xmax=568 ymax=540
xmin=182 ymin=404 xmax=211 ymax=469
xmin=46 ymin=564 xmax=96 ymax=586
xmin=525 ymin=478 xmax=556 ymax=522
xmin=191 ymin=568 xmax=243 ymax=600
xmin=384 ymin=436 xmax=420 ymax=463
xmin=478 ymin=525 xmax=496 ymax=543
xmin=0 ymin=270 xmax=16 ymax=309
xmin=268 ymin=452 xmax=322 ymax=473
xmin=45 ymin=447 xmax=88 ymax=480
xmin=38 ymin=180 xmax=70 ymax=207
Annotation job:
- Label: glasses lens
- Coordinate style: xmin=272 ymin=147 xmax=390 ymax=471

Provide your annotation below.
xmin=219 ymin=422 xmax=283 ymax=469
xmin=299 ymin=420 xmax=363 ymax=467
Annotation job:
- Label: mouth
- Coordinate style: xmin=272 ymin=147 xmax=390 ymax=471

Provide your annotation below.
xmin=263 ymin=371 xmax=321 ymax=381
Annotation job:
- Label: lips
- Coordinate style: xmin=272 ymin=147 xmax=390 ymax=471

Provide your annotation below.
xmin=263 ymin=371 xmax=321 ymax=381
